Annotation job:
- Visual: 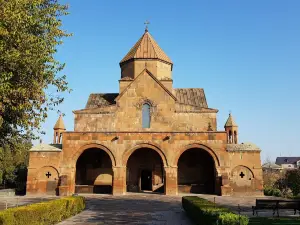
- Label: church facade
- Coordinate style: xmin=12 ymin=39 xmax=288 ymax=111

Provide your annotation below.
xmin=26 ymin=28 xmax=263 ymax=196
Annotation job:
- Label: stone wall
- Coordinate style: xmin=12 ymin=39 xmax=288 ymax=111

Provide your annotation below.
xmin=74 ymin=70 xmax=217 ymax=132
xmin=121 ymin=60 xmax=172 ymax=80
xmin=26 ymin=131 xmax=263 ymax=196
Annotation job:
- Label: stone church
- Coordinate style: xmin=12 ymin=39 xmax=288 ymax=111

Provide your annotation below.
xmin=26 ymin=28 xmax=263 ymax=196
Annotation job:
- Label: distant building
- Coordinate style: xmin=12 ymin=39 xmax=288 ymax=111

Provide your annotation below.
xmin=262 ymin=162 xmax=282 ymax=173
xmin=275 ymin=157 xmax=300 ymax=170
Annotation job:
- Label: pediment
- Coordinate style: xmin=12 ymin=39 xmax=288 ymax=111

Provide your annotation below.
xmin=115 ymin=69 xmax=177 ymax=102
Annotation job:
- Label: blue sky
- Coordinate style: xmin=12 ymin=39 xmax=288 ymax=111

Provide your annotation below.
xmin=41 ymin=0 xmax=300 ymax=162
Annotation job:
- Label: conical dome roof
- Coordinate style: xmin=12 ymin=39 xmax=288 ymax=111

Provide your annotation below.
xmin=54 ymin=115 xmax=66 ymax=130
xmin=120 ymin=30 xmax=172 ymax=65
xmin=225 ymin=113 xmax=238 ymax=127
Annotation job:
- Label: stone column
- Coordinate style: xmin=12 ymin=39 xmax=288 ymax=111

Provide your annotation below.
xmin=220 ymin=173 xmax=232 ymax=196
xmin=58 ymin=167 xmax=75 ymax=196
xmin=164 ymin=166 xmax=178 ymax=195
xmin=112 ymin=166 xmax=126 ymax=195
xmin=26 ymin=168 xmax=37 ymax=195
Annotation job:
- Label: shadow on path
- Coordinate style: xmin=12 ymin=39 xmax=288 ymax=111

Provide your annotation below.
xmin=58 ymin=194 xmax=194 ymax=225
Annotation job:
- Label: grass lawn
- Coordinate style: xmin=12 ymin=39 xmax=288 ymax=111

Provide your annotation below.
xmin=249 ymin=217 xmax=300 ymax=225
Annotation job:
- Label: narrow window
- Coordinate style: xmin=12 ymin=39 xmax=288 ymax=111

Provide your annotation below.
xmin=228 ymin=130 xmax=232 ymax=143
xmin=142 ymin=103 xmax=151 ymax=128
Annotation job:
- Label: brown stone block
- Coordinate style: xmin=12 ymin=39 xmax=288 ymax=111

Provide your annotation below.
xmin=59 ymin=186 xmax=70 ymax=196
xmin=92 ymin=134 xmax=98 ymax=140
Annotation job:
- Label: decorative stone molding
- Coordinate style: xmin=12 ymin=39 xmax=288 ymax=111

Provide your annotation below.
xmin=134 ymin=98 xmax=158 ymax=117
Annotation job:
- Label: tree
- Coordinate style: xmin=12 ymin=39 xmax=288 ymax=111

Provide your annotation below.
xmin=262 ymin=157 xmax=282 ymax=188
xmin=285 ymin=169 xmax=300 ymax=196
xmin=0 ymin=136 xmax=31 ymax=194
xmin=0 ymin=0 xmax=71 ymax=144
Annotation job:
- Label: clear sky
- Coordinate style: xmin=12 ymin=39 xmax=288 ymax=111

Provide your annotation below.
xmin=40 ymin=0 xmax=300 ymax=162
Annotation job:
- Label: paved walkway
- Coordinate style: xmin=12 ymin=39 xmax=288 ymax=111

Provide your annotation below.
xmin=58 ymin=193 xmax=300 ymax=224
xmin=1 ymin=193 xmax=298 ymax=224
xmin=58 ymin=194 xmax=194 ymax=225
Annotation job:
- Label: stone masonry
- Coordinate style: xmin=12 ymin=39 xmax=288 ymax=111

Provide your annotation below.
xmin=26 ymin=28 xmax=263 ymax=197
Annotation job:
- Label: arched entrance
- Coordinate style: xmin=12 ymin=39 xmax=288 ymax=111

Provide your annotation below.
xmin=36 ymin=166 xmax=59 ymax=195
xmin=126 ymin=148 xmax=164 ymax=193
xmin=177 ymin=148 xmax=216 ymax=194
xmin=75 ymin=148 xmax=113 ymax=194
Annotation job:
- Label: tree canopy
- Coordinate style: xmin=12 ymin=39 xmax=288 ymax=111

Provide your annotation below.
xmin=0 ymin=135 xmax=31 ymax=193
xmin=0 ymin=0 xmax=71 ymax=144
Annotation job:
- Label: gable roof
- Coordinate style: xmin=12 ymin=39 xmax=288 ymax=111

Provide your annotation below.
xmin=115 ymin=69 xmax=177 ymax=102
xmin=175 ymin=88 xmax=208 ymax=108
xmin=276 ymin=157 xmax=300 ymax=165
xmin=84 ymin=78 xmax=211 ymax=110
xmin=120 ymin=30 xmax=172 ymax=65
xmin=86 ymin=93 xmax=118 ymax=109
xmin=30 ymin=144 xmax=62 ymax=152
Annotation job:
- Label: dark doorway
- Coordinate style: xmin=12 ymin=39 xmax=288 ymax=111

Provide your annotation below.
xmin=126 ymin=148 xmax=164 ymax=193
xmin=141 ymin=170 xmax=152 ymax=191
xmin=75 ymin=148 xmax=113 ymax=194
xmin=177 ymin=148 xmax=216 ymax=194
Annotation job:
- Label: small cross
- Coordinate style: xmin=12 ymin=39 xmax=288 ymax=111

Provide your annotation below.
xmin=144 ymin=20 xmax=150 ymax=32
xmin=46 ymin=172 xmax=51 ymax=178
xmin=239 ymin=172 xmax=245 ymax=178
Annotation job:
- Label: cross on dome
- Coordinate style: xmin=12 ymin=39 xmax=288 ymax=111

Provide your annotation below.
xmin=144 ymin=20 xmax=150 ymax=32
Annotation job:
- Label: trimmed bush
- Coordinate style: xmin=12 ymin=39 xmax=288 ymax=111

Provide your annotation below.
xmin=182 ymin=196 xmax=249 ymax=225
xmin=264 ymin=187 xmax=282 ymax=197
xmin=0 ymin=196 xmax=85 ymax=225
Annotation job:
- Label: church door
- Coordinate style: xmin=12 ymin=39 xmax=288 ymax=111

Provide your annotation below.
xmin=141 ymin=170 xmax=152 ymax=191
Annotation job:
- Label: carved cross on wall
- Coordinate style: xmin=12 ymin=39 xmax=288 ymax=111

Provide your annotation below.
xmin=46 ymin=172 xmax=51 ymax=178
xmin=239 ymin=172 xmax=245 ymax=178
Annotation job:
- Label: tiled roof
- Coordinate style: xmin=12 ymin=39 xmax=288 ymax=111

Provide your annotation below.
xmin=120 ymin=30 xmax=172 ymax=65
xmin=262 ymin=162 xmax=282 ymax=169
xmin=86 ymin=93 xmax=118 ymax=109
xmin=85 ymin=88 xmax=208 ymax=109
xmin=276 ymin=157 xmax=300 ymax=165
xmin=225 ymin=113 xmax=237 ymax=127
xmin=226 ymin=142 xmax=261 ymax=151
xmin=54 ymin=115 xmax=66 ymax=130
xmin=174 ymin=88 xmax=208 ymax=108
xmin=30 ymin=144 xmax=62 ymax=152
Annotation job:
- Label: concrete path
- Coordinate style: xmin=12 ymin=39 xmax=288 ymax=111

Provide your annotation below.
xmin=58 ymin=193 xmax=300 ymax=224
xmin=58 ymin=194 xmax=194 ymax=225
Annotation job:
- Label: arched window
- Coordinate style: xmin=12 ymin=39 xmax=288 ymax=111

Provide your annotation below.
xmin=142 ymin=103 xmax=151 ymax=128
xmin=228 ymin=130 xmax=232 ymax=143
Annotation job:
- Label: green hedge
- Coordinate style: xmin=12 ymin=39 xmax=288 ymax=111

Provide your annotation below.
xmin=182 ymin=196 xmax=249 ymax=225
xmin=0 ymin=196 xmax=85 ymax=225
xmin=264 ymin=187 xmax=282 ymax=197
